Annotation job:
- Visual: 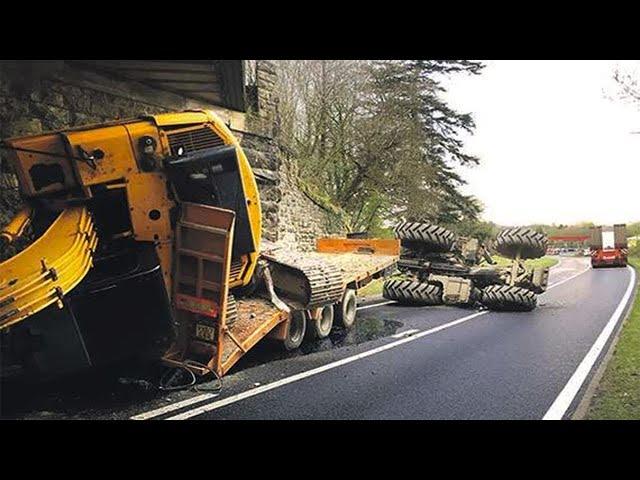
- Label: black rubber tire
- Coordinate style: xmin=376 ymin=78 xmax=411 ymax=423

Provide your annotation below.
xmin=335 ymin=289 xmax=357 ymax=330
xmin=225 ymin=294 xmax=238 ymax=329
xmin=283 ymin=311 xmax=307 ymax=351
xmin=394 ymin=221 xmax=456 ymax=252
xmin=480 ymin=285 xmax=537 ymax=311
xmin=309 ymin=304 xmax=334 ymax=339
xmin=382 ymin=279 xmax=443 ymax=305
xmin=495 ymin=227 xmax=547 ymax=260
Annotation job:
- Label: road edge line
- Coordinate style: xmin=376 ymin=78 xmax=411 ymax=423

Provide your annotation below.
xmin=542 ymin=265 xmax=636 ymax=420
xmin=571 ymin=264 xmax=639 ymax=420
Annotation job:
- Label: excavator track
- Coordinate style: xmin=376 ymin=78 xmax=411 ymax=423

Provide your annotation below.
xmin=0 ymin=206 xmax=98 ymax=329
xmin=260 ymin=243 xmax=343 ymax=310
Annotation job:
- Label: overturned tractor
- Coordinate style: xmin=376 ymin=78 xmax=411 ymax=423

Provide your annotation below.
xmin=383 ymin=222 xmax=549 ymax=311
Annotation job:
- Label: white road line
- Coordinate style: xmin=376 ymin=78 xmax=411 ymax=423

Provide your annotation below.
xmin=543 ymin=265 xmax=636 ymax=420
xmin=165 ymin=311 xmax=488 ymax=420
xmin=357 ymin=300 xmax=395 ymax=310
xmin=130 ymin=259 xmax=593 ymax=420
xmin=130 ymin=393 xmax=217 ymax=420
xmin=392 ymin=328 xmax=420 ymax=339
xmin=129 ymin=301 xmax=394 ymax=419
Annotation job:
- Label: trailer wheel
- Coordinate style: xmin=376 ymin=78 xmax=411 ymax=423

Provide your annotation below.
xmin=480 ymin=285 xmax=537 ymax=311
xmin=225 ymin=294 xmax=238 ymax=329
xmin=283 ymin=311 xmax=307 ymax=351
xmin=382 ymin=279 xmax=443 ymax=305
xmin=394 ymin=221 xmax=456 ymax=252
xmin=309 ymin=305 xmax=334 ymax=339
xmin=495 ymin=227 xmax=547 ymax=260
xmin=336 ymin=289 xmax=357 ymax=330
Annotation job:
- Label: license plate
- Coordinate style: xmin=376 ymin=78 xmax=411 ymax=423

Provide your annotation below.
xmin=195 ymin=324 xmax=216 ymax=342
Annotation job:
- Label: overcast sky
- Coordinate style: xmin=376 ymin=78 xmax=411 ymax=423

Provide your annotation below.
xmin=442 ymin=60 xmax=640 ymax=227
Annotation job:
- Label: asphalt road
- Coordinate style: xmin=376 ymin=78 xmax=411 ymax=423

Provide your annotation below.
xmin=2 ymin=256 xmax=635 ymax=420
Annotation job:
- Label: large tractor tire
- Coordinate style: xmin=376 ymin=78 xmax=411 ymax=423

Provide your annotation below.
xmin=394 ymin=221 xmax=457 ymax=252
xmin=383 ymin=279 xmax=443 ymax=306
xmin=335 ymin=288 xmax=358 ymax=330
xmin=480 ymin=285 xmax=537 ymax=312
xmin=495 ymin=227 xmax=547 ymax=260
xmin=225 ymin=294 xmax=238 ymax=329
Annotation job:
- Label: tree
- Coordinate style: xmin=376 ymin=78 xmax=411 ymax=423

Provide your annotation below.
xmin=612 ymin=63 xmax=640 ymax=106
xmin=275 ymin=60 xmax=485 ymax=233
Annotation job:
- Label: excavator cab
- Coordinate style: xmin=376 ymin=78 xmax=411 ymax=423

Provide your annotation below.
xmin=0 ymin=110 xmax=262 ymax=381
xmin=165 ymin=144 xmax=257 ymax=287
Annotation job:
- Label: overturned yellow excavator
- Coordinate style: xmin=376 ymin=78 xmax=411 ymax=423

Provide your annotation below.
xmin=0 ymin=110 xmax=397 ymax=381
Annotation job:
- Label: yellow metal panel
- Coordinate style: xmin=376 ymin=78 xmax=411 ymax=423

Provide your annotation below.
xmin=150 ymin=111 xmax=210 ymax=127
xmin=124 ymin=121 xmax=166 ymax=170
xmin=63 ymin=125 xmax=138 ymax=186
xmin=125 ymin=173 xmax=174 ymax=242
xmin=125 ymin=173 xmax=175 ymax=294
xmin=316 ymin=238 xmax=400 ymax=256
xmin=5 ymin=133 xmax=77 ymax=197
xmin=0 ymin=207 xmax=97 ymax=330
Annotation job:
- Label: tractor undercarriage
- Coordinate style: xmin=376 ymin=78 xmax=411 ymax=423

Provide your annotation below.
xmin=384 ymin=222 xmax=549 ymax=311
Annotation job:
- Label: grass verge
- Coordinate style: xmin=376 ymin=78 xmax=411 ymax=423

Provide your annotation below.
xmin=585 ymin=257 xmax=640 ymax=419
xmin=492 ymin=255 xmax=559 ymax=269
xmin=358 ymin=278 xmax=384 ymax=297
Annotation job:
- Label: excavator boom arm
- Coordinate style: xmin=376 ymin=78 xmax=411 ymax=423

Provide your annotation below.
xmin=0 ymin=206 xmax=98 ymax=329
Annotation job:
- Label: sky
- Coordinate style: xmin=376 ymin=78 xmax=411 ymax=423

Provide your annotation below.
xmin=441 ymin=60 xmax=640 ymax=227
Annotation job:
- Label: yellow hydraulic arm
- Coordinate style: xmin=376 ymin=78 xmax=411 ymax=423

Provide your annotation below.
xmin=0 ymin=207 xmax=98 ymax=329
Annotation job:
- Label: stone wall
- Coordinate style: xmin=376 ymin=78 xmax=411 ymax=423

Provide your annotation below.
xmin=245 ymin=61 xmax=279 ymax=138
xmin=275 ymin=150 xmax=345 ymax=250
xmin=243 ymin=60 xmax=345 ymax=251
xmin=239 ymin=130 xmax=344 ymax=251
xmin=0 ymin=60 xmax=343 ymax=255
xmin=0 ymin=62 xmax=206 ymax=139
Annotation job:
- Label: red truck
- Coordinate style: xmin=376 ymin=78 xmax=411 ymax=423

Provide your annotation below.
xmin=590 ymin=224 xmax=628 ymax=268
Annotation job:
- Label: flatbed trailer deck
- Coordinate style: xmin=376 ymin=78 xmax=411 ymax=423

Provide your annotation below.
xmin=310 ymin=238 xmax=399 ymax=290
